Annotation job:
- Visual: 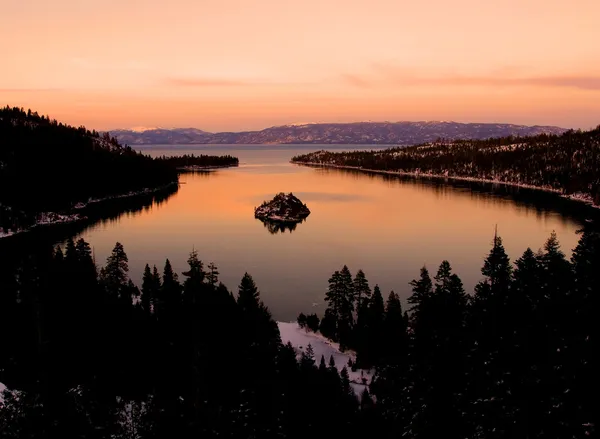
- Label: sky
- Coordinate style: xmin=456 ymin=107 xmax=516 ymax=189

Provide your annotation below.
xmin=1 ymin=0 xmax=599 ymax=131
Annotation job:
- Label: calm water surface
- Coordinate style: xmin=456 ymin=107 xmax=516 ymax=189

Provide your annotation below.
xmin=78 ymin=145 xmax=584 ymax=321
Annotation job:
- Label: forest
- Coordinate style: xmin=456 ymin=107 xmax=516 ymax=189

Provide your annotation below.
xmin=0 ymin=107 xmax=237 ymax=234
xmin=0 ymin=228 xmax=595 ymax=438
xmin=292 ymin=127 xmax=600 ymax=205
xmin=155 ymin=153 xmax=239 ymax=170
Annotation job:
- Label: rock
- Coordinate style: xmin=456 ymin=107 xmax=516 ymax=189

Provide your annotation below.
xmin=254 ymin=192 xmax=311 ymax=223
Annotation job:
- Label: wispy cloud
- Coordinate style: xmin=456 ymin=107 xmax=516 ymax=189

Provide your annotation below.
xmin=340 ymin=73 xmax=372 ymax=88
xmin=0 ymin=88 xmax=62 ymax=92
xmin=342 ymin=65 xmax=600 ymax=91
xmin=165 ymin=77 xmax=261 ymax=87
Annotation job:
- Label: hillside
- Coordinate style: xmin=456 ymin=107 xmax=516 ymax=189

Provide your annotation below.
xmin=0 ymin=106 xmax=178 ymax=233
xmin=109 ymin=122 xmax=566 ymax=145
xmin=292 ymin=127 xmax=600 ymax=205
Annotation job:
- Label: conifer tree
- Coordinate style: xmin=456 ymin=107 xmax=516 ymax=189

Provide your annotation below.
xmin=151 ymin=265 xmax=161 ymax=310
xmin=340 ymin=366 xmax=352 ymax=396
xmin=100 ymin=242 xmax=129 ymax=300
xmin=141 ymin=264 xmax=153 ymax=312
xmin=329 ymin=355 xmax=336 ymax=369
xmin=512 ymin=248 xmax=541 ymax=306
xmin=300 ymin=344 xmax=316 ymax=371
xmin=408 ymin=267 xmax=433 ymax=321
xmin=384 ymin=291 xmax=407 ymax=363
xmin=65 ymin=237 xmax=77 ymax=263
xmin=319 ymin=308 xmax=338 ymax=341
xmin=182 ymin=250 xmax=205 ymax=304
xmin=364 ymin=285 xmax=386 ymax=364
xmin=353 ymin=269 xmax=371 ymax=309
xmin=237 ymin=273 xmax=261 ymax=311
xmin=480 ymin=233 xmax=512 ymax=301
xmin=206 ymin=262 xmax=219 ymax=286
xmin=159 ymin=258 xmax=181 ymax=314
xmin=319 ymin=355 xmax=327 ymax=373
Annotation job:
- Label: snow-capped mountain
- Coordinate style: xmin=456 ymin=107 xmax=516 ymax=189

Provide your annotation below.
xmin=108 ymin=122 xmax=567 ymax=145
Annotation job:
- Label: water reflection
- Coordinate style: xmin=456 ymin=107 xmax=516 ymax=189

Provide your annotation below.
xmin=0 ymin=184 xmax=179 ymax=254
xmin=257 ymin=218 xmax=307 ymax=234
xmin=311 ymin=167 xmax=599 ymax=226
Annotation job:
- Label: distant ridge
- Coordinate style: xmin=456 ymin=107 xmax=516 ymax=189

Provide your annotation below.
xmin=109 ymin=121 xmax=567 ymax=146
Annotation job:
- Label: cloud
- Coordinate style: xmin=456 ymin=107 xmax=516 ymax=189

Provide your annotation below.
xmin=340 ymin=73 xmax=372 ymax=88
xmin=0 ymin=88 xmax=62 ymax=92
xmin=342 ymin=65 xmax=600 ymax=91
xmin=165 ymin=77 xmax=260 ymax=87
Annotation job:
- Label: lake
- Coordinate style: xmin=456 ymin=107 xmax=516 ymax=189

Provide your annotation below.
xmin=76 ymin=145 xmax=586 ymax=321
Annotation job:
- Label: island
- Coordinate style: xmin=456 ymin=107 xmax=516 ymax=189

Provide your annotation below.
xmin=254 ymin=192 xmax=311 ymax=223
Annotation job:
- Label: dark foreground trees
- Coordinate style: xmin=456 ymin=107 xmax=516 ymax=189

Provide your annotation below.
xmin=304 ymin=229 xmax=596 ymax=439
xmin=0 ymin=240 xmax=360 ymax=438
xmin=0 ymin=228 xmax=596 ymax=438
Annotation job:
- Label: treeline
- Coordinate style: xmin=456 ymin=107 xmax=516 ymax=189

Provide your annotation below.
xmin=0 ymin=107 xmax=240 ymax=235
xmin=0 ymin=240 xmax=367 ymax=438
xmin=298 ymin=230 xmax=595 ymax=438
xmin=0 ymin=230 xmax=596 ymax=438
xmin=155 ymin=153 xmax=239 ymax=169
xmin=292 ymin=126 xmax=600 ymax=205
xmin=0 ymin=106 xmax=178 ymax=231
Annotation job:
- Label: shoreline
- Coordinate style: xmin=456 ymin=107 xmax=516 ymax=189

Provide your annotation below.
xmin=176 ymin=164 xmax=238 ymax=171
xmin=292 ymin=161 xmax=598 ymax=208
xmin=0 ymin=181 xmax=179 ymax=240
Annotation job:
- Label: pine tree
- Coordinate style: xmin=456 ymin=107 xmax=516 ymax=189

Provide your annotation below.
xmin=319 ymin=308 xmax=338 ymax=341
xmin=434 ymin=261 xmax=467 ymax=331
xmin=408 ymin=267 xmax=433 ymax=317
xmin=182 ymin=250 xmax=205 ymax=304
xmin=65 ymin=237 xmax=77 ymax=263
xmin=300 ymin=344 xmax=316 ymax=371
xmin=100 ymin=242 xmax=129 ymax=300
xmin=512 ymin=248 xmax=541 ymax=307
xmin=141 ymin=264 xmax=153 ymax=312
xmin=156 ymin=258 xmax=181 ymax=317
xmin=319 ymin=355 xmax=327 ymax=373
xmin=151 ymin=265 xmax=161 ymax=311
xmin=365 ymin=285 xmax=386 ymax=364
xmin=353 ymin=269 xmax=371 ymax=309
xmin=206 ymin=262 xmax=219 ymax=286
xmin=384 ymin=291 xmax=407 ymax=363
xmin=339 ymin=265 xmax=355 ymax=321
xmin=340 ymin=366 xmax=352 ymax=396
xmin=481 ymin=233 xmax=512 ymax=299
xmin=237 ymin=273 xmax=260 ymax=311
xmin=329 ymin=355 xmax=336 ymax=369
xmin=325 ymin=270 xmax=342 ymax=317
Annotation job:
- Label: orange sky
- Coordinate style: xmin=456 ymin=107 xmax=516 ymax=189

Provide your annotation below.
xmin=2 ymin=0 xmax=599 ymax=131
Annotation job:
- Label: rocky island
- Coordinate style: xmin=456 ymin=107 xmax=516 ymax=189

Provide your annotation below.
xmin=254 ymin=193 xmax=311 ymax=223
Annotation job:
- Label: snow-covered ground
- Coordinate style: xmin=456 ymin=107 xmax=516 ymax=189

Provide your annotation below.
xmin=0 ymin=182 xmax=179 ymax=240
xmin=277 ymin=322 xmax=373 ymax=395
xmin=0 ymin=382 xmax=7 ymax=404
xmin=0 ymin=212 xmax=83 ymax=240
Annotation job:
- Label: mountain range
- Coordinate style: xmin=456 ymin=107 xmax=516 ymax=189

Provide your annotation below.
xmin=108 ymin=122 xmax=567 ymax=146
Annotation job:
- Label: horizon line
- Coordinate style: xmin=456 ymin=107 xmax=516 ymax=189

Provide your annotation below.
xmin=105 ymin=119 xmax=573 ymax=133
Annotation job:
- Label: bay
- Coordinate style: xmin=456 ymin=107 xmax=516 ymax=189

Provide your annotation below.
xmin=76 ymin=144 xmax=585 ymax=321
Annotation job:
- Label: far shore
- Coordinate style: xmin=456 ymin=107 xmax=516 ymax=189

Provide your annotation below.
xmin=292 ymin=161 xmax=598 ymax=209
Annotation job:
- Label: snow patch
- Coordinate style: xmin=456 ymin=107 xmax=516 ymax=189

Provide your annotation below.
xmin=277 ymin=322 xmax=373 ymax=395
